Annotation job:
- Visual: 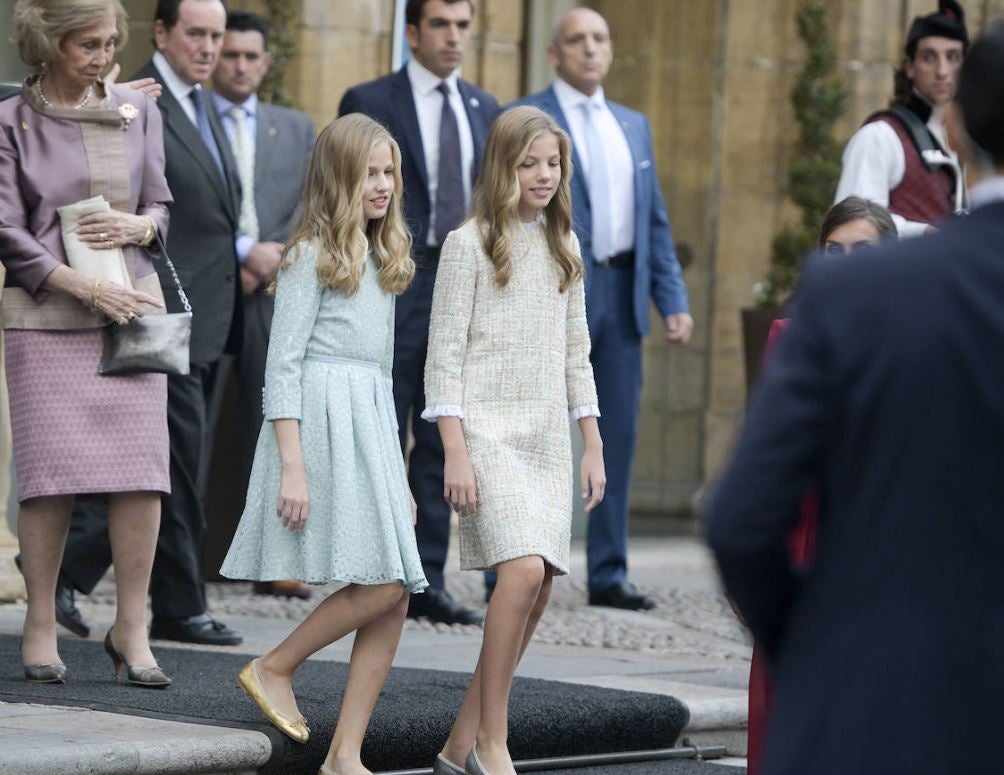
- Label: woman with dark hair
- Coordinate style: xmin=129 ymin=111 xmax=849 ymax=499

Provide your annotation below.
xmin=0 ymin=0 xmax=172 ymax=687
xmin=744 ymin=197 xmax=895 ymax=775
xmin=819 ymin=196 xmax=898 ymax=255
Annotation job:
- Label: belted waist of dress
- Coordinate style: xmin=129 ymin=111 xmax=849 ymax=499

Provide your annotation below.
xmin=303 ymin=354 xmax=382 ymax=371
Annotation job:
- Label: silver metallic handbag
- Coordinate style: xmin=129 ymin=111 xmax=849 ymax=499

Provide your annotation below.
xmin=99 ymin=233 xmax=192 ymax=376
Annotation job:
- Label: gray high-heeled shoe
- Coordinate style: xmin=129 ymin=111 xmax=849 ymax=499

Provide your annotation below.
xmin=433 ymin=753 xmax=465 ymax=775
xmin=465 ymin=743 xmax=490 ymax=775
xmin=24 ymin=662 xmax=67 ymax=684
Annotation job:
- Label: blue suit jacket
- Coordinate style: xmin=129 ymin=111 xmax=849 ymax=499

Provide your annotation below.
xmin=514 ymin=86 xmax=688 ymax=337
xmin=706 ymin=201 xmax=1004 ymax=774
xmin=338 ymin=66 xmax=501 ymax=251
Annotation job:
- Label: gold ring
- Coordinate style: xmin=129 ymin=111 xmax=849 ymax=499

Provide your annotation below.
xmin=117 ymin=316 xmax=128 ymax=325
xmin=99 ymin=231 xmax=108 ymax=240
xmin=106 ymin=240 xmax=114 ymax=249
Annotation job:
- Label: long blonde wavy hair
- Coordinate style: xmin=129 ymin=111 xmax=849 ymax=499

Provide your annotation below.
xmin=283 ymin=113 xmax=414 ymax=296
xmin=470 ymin=106 xmax=582 ymax=293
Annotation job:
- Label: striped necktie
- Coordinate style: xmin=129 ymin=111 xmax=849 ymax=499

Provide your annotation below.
xmin=189 ymin=86 xmax=225 ymax=181
xmin=229 ymin=106 xmax=259 ymax=241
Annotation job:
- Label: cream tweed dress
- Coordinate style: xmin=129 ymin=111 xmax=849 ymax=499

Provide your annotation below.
xmin=424 ymin=219 xmax=599 ymax=574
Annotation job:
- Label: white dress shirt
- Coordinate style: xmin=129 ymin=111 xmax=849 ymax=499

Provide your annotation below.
xmin=835 ymin=101 xmax=965 ymax=239
xmin=552 ymin=78 xmax=635 ymax=257
xmin=407 ymin=58 xmax=475 ymax=247
xmin=153 ymin=51 xmax=199 ymax=127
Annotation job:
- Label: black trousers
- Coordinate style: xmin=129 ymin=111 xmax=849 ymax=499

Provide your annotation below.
xmin=61 ymin=359 xmax=229 ymax=618
xmin=234 ymin=290 xmax=274 ymax=491
xmin=393 ymin=248 xmax=451 ymax=590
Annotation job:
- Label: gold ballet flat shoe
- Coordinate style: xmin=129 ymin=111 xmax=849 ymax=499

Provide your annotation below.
xmin=237 ymin=659 xmax=309 ymax=744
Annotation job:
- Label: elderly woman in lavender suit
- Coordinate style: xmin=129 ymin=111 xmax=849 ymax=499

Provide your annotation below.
xmin=0 ymin=0 xmax=173 ymax=687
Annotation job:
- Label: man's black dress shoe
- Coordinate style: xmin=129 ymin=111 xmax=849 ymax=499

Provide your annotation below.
xmin=150 ymin=613 xmax=243 ymax=646
xmin=253 ymin=580 xmax=313 ymax=600
xmin=14 ymin=555 xmax=90 ymax=639
xmin=588 ymin=581 xmax=657 ymax=611
xmin=407 ymin=587 xmax=484 ymax=625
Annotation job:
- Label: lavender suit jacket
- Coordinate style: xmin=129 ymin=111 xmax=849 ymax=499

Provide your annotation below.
xmin=0 ymin=80 xmax=171 ymax=330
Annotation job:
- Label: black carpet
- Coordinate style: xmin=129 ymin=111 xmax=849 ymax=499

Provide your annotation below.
xmin=0 ymin=635 xmax=689 ymax=774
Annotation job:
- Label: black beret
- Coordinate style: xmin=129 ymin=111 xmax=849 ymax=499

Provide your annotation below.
xmin=906 ymin=0 xmax=969 ymax=55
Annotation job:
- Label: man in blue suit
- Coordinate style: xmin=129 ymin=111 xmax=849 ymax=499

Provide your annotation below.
xmin=338 ymin=0 xmax=500 ymax=625
xmin=706 ymin=23 xmax=1004 ymax=774
xmin=516 ymin=7 xmax=693 ymax=610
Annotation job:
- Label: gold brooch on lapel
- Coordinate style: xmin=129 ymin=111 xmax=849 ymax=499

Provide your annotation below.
xmin=118 ymin=102 xmax=138 ymax=130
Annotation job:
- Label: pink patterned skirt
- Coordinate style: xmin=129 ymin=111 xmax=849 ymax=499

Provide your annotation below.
xmin=5 ymin=329 xmax=170 ymax=502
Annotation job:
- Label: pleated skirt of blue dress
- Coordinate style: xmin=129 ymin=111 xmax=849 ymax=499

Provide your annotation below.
xmin=220 ymin=356 xmax=428 ymax=593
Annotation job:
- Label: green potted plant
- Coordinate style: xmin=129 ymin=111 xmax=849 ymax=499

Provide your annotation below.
xmin=743 ymin=0 xmax=847 ymax=391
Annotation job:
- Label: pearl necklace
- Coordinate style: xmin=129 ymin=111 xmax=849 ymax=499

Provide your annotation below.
xmin=37 ymin=75 xmax=93 ymax=110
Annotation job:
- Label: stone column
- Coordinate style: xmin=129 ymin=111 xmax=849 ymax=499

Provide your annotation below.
xmin=0 ymin=267 xmax=24 ymax=602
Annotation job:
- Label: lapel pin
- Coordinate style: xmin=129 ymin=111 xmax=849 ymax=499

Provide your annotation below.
xmin=469 ymin=97 xmax=480 ymax=108
xmin=118 ymin=103 xmax=138 ymax=130
xmin=269 ymin=126 xmax=278 ymax=137
xmin=21 ymin=121 xmax=28 ymax=131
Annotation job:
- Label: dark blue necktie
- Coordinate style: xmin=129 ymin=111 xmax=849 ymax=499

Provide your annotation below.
xmin=435 ymin=81 xmax=464 ymax=245
xmin=189 ymin=86 xmax=225 ymax=181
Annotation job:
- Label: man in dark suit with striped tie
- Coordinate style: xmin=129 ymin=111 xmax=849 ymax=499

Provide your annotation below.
xmin=338 ymin=0 xmax=500 ymax=624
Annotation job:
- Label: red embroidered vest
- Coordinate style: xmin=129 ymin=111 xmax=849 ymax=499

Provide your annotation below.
xmin=869 ymin=113 xmax=956 ymax=226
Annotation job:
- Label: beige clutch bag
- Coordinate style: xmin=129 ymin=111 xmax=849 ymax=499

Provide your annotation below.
xmin=56 ymin=195 xmax=132 ymax=289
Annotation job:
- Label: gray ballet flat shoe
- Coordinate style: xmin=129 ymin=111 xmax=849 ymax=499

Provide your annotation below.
xmin=465 ymin=743 xmax=490 ymax=775
xmin=434 ymin=753 xmax=466 ymax=775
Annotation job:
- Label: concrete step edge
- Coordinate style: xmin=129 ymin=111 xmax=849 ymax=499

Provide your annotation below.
xmin=0 ymin=727 xmax=272 ymax=775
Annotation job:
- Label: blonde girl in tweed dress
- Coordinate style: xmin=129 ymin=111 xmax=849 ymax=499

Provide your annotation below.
xmin=221 ymin=114 xmax=427 ymax=775
xmin=425 ymin=106 xmax=606 ymax=775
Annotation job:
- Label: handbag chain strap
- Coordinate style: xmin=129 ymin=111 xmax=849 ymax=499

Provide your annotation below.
xmin=153 ymin=231 xmax=192 ymax=314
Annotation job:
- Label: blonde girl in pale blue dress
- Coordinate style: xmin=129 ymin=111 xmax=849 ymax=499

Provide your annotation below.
xmin=220 ymin=114 xmax=427 ymax=775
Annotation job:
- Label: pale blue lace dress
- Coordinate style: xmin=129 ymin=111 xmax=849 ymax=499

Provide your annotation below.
xmin=220 ymin=241 xmax=428 ymax=593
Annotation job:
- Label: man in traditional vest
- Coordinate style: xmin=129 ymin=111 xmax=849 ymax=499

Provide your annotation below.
xmin=835 ymin=0 xmax=968 ymax=238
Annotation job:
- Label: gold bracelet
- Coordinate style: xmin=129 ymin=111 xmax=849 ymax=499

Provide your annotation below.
xmin=90 ymin=278 xmax=103 ymax=312
xmin=139 ymin=216 xmax=156 ymax=247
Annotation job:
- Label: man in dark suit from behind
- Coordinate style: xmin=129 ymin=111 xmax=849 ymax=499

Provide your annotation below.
xmin=338 ymin=0 xmax=500 ymax=625
xmin=58 ymin=0 xmax=244 ymax=646
xmin=706 ymin=22 xmax=1004 ymax=775
xmin=211 ymin=10 xmax=316 ymax=600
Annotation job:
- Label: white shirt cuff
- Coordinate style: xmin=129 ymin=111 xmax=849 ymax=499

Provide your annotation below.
xmin=570 ymin=404 xmax=601 ymax=420
xmin=421 ymin=405 xmax=463 ymax=422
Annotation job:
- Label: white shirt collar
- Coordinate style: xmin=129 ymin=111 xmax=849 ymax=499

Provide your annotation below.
xmin=553 ymin=77 xmax=606 ymax=112
xmin=152 ymin=51 xmax=198 ymax=104
xmin=407 ymin=57 xmax=460 ymax=97
xmin=968 ymin=175 xmax=1004 ymax=209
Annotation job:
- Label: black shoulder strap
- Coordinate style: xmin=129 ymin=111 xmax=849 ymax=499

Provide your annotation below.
xmin=871 ymin=107 xmax=938 ymax=170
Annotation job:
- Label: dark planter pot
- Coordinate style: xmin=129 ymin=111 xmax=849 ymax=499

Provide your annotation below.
xmin=741 ymin=305 xmax=781 ymax=394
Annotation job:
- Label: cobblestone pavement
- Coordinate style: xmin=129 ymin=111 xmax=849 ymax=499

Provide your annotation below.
xmin=37 ymin=536 xmax=751 ymax=664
